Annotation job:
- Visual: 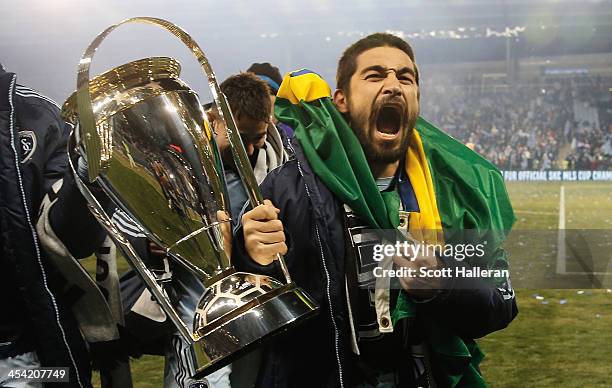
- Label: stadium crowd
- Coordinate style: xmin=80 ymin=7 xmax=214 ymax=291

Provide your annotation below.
xmin=420 ymin=74 xmax=611 ymax=170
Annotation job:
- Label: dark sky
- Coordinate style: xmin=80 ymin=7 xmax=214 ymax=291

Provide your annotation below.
xmin=1 ymin=0 xmax=610 ymax=103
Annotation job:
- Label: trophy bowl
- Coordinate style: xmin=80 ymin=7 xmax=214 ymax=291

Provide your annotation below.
xmin=192 ymin=273 xmax=316 ymax=377
xmin=63 ymin=17 xmax=318 ymax=377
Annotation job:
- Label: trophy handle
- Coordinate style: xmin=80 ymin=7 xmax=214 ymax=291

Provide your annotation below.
xmin=75 ymin=16 xmax=292 ymax=284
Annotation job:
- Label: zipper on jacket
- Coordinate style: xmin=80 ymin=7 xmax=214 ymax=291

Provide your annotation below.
xmin=296 ymin=159 xmax=345 ymax=388
xmin=7 ymin=76 xmax=85 ymax=388
xmin=422 ymin=343 xmax=436 ymax=388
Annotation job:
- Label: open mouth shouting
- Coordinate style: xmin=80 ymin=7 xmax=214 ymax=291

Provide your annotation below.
xmin=373 ymin=102 xmax=405 ymax=142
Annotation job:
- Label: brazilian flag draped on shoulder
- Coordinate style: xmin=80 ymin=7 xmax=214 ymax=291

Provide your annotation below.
xmin=275 ymin=69 xmax=515 ymax=388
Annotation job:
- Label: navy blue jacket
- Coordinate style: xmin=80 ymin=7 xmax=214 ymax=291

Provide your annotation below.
xmin=233 ymin=140 xmax=518 ymax=388
xmin=0 ymin=67 xmax=92 ymax=387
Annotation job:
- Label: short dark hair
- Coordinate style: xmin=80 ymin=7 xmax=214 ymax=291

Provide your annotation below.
xmin=220 ymin=72 xmax=271 ymax=123
xmin=247 ymin=62 xmax=283 ymax=95
xmin=336 ymin=33 xmax=419 ymax=93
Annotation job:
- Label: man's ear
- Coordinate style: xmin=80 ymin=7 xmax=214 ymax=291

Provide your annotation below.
xmin=333 ymin=89 xmax=349 ymax=114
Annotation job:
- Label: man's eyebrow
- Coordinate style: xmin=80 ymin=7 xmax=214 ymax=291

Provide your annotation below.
xmin=395 ymin=67 xmax=416 ymax=79
xmin=360 ymin=65 xmax=387 ymax=75
xmin=360 ymin=65 xmax=416 ymax=79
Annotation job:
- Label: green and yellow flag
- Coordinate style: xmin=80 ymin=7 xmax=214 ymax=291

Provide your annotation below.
xmin=276 ymin=69 xmax=515 ymax=388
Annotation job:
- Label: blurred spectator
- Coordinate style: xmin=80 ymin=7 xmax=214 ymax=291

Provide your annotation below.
xmin=420 ymin=74 xmax=611 ymax=170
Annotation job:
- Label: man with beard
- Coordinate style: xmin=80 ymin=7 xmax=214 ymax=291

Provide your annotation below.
xmin=232 ymin=33 xmax=517 ymax=387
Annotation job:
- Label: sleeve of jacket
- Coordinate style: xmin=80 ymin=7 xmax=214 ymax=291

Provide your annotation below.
xmin=417 ymin=252 xmax=518 ymax=339
xmin=46 ymin=170 xmax=109 ymax=259
xmin=41 ymin=120 xmax=70 ymax=195
xmin=25 ymin=98 xmax=106 ymax=259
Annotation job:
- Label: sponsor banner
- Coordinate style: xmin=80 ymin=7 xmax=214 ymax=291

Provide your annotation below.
xmin=502 ymin=170 xmax=612 ymax=181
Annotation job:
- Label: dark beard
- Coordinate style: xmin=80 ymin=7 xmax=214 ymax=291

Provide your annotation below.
xmin=356 ymin=125 xmax=413 ymax=164
xmin=350 ymin=104 xmax=416 ymax=164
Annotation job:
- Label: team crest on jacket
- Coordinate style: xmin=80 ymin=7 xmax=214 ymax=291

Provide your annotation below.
xmin=19 ymin=130 xmax=37 ymax=163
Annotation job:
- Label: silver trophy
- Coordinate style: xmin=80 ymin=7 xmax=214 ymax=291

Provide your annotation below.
xmin=62 ymin=17 xmax=317 ymax=377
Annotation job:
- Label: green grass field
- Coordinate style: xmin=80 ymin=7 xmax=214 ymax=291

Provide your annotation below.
xmin=478 ymin=181 xmax=612 ymax=388
xmin=88 ymin=181 xmax=612 ymax=387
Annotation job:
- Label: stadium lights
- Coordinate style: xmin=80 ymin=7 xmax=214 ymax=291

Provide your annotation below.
xmin=259 ymin=26 xmax=529 ymax=40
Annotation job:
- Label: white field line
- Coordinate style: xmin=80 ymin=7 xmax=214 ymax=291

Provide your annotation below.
xmin=555 ymin=185 xmax=612 ymax=278
xmin=556 ymin=185 xmax=566 ymax=274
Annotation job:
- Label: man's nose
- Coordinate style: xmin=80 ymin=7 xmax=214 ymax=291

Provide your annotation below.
xmin=382 ymin=73 xmax=402 ymax=97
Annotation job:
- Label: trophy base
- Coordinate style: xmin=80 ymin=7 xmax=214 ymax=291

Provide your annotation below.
xmin=191 ymin=282 xmax=317 ymax=378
